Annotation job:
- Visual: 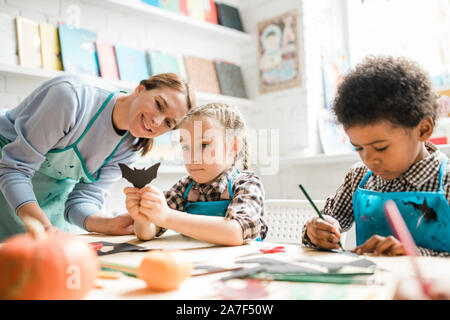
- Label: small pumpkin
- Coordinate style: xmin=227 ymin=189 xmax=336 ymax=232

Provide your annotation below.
xmin=0 ymin=217 xmax=99 ymax=300
xmin=137 ymin=250 xmax=193 ymax=292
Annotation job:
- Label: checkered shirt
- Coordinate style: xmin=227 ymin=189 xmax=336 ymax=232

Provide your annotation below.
xmin=157 ymin=166 xmax=268 ymax=241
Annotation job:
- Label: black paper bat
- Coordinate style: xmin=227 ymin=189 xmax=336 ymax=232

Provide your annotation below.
xmin=119 ymin=162 xmax=161 ymax=188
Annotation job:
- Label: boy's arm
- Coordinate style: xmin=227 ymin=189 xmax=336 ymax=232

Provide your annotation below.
xmin=417 ymin=246 xmax=450 ymax=257
xmin=301 ymin=166 xmax=365 ymax=247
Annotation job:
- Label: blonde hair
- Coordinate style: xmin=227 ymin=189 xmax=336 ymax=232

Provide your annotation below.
xmin=133 ymin=73 xmax=195 ymax=156
xmin=180 ymin=103 xmax=250 ymax=170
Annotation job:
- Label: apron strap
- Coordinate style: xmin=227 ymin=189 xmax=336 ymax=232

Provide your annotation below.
xmin=183 ymin=168 xmax=241 ymax=201
xmin=183 ymin=181 xmax=194 ymax=201
xmin=438 ymin=156 xmax=448 ymax=192
xmin=72 ymin=90 xmax=120 ymax=147
xmin=358 ymin=170 xmax=373 ymax=189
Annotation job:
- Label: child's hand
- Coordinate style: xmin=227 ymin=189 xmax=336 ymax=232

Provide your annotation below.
xmin=124 ymin=187 xmax=147 ymax=223
xmin=352 ymin=235 xmax=406 ymax=256
xmin=139 ymin=185 xmax=170 ymax=226
xmin=306 ymin=215 xmax=342 ymax=250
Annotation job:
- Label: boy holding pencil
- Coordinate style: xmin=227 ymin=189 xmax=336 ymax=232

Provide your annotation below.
xmin=302 ymin=55 xmax=450 ymax=257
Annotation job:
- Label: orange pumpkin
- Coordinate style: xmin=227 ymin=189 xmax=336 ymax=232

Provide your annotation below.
xmin=0 ymin=217 xmax=99 ymax=300
xmin=137 ymin=250 xmax=193 ymax=292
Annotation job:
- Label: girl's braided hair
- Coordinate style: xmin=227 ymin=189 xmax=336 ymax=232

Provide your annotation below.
xmin=180 ymin=103 xmax=250 ymax=170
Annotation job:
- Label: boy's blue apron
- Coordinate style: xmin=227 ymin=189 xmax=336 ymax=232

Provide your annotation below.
xmin=353 ymin=156 xmax=450 ymax=252
xmin=0 ymin=91 xmax=128 ymax=241
xmin=183 ymin=170 xmax=262 ymax=241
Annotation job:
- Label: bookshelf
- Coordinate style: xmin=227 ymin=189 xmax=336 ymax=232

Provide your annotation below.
xmin=0 ymin=63 xmax=254 ymax=107
xmin=99 ymin=0 xmax=253 ymax=44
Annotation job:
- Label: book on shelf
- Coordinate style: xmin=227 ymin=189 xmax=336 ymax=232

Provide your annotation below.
xmin=95 ymin=41 xmax=119 ymax=80
xmin=0 ymin=13 xmax=18 ymax=65
xmin=39 ymin=22 xmax=63 ymax=71
xmin=16 ymin=17 xmax=42 ymax=69
xmin=141 ymin=0 xmax=160 ymax=7
xmin=58 ymin=22 xmax=99 ymax=76
xmin=183 ymin=56 xmax=220 ymax=94
xmin=180 ymin=0 xmax=189 ymax=15
xmin=203 ymin=0 xmax=218 ymax=24
xmin=317 ymin=108 xmax=354 ymax=155
xmin=146 ymin=51 xmax=181 ymax=76
xmin=115 ymin=45 xmax=149 ymax=83
xmin=159 ymin=0 xmax=180 ymax=13
xmin=214 ymin=61 xmax=247 ymax=98
xmin=187 ymin=0 xmax=205 ymax=21
xmin=216 ymin=3 xmax=244 ymax=32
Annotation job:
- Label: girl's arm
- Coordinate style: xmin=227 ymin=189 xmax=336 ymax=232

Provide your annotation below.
xmin=157 ymin=210 xmax=243 ymax=246
xmin=139 ymin=186 xmax=244 ymax=246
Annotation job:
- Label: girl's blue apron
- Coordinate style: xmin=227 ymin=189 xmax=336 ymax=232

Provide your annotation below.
xmin=183 ymin=170 xmax=262 ymax=241
xmin=183 ymin=172 xmax=237 ymax=216
xmin=0 ymin=91 xmax=128 ymax=241
xmin=353 ymin=157 xmax=450 ymax=252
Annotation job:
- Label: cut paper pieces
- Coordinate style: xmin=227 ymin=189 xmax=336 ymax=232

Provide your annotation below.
xmin=223 ymin=256 xmax=376 ymax=284
xmin=295 ymin=258 xmax=377 ymax=272
xmin=119 ymin=162 xmax=161 ymax=188
xmin=93 ymin=241 xmax=149 ymax=256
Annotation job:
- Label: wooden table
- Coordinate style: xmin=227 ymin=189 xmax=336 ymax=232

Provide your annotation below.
xmin=79 ymin=232 xmax=450 ymax=300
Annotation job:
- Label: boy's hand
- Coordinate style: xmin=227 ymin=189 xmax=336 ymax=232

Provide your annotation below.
xmin=352 ymin=235 xmax=406 ymax=256
xmin=306 ymin=215 xmax=342 ymax=250
xmin=139 ymin=185 xmax=170 ymax=226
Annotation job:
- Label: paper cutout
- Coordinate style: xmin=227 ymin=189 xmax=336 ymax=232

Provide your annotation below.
xmin=223 ymin=256 xmax=376 ymax=283
xmin=119 ymin=162 xmax=161 ymax=188
xmin=94 ymin=241 xmax=149 ymax=256
xmin=295 ymin=258 xmax=376 ymax=272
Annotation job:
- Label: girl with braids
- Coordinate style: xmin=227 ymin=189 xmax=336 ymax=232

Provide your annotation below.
xmin=0 ymin=73 xmax=194 ymax=240
xmin=125 ymin=103 xmax=267 ymax=245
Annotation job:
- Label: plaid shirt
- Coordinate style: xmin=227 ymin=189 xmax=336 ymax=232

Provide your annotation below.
xmin=158 ymin=166 xmax=268 ymax=241
xmin=302 ymin=142 xmax=450 ymax=257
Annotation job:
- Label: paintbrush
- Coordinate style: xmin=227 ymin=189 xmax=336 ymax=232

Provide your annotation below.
xmin=299 ymin=184 xmax=345 ymax=251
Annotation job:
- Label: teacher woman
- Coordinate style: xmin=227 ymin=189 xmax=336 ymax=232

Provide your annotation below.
xmin=0 ymin=73 xmax=194 ymax=241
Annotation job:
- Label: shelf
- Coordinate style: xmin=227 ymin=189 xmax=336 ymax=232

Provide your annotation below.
xmin=281 ymin=144 xmax=450 ymax=166
xmin=99 ymin=0 xmax=253 ymax=44
xmin=0 ymin=63 xmax=254 ymax=107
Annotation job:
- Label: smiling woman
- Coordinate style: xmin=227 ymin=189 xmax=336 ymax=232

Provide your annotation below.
xmin=0 ymin=72 xmax=195 ymax=241
xmin=113 ymin=73 xmax=195 ymax=156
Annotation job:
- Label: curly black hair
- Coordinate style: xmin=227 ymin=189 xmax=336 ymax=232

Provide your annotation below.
xmin=333 ymin=55 xmax=440 ymax=129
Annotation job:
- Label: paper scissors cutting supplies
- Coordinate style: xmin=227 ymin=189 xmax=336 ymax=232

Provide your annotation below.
xmin=237 ymin=245 xmax=286 ymax=258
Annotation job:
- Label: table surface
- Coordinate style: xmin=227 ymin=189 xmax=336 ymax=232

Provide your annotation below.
xmin=77 ymin=232 xmax=450 ymax=300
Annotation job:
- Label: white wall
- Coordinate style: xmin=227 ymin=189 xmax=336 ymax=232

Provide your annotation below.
xmin=0 ymin=0 xmax=356 ymax=216
xmin=239 ymin=0 xmax=353 ymax=201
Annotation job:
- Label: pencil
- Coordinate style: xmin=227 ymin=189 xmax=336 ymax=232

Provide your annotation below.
xmin=299 ymin=184 xmax=345 ymax=250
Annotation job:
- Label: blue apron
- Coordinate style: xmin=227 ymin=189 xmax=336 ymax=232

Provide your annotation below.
xmin=0 ymin=91 xmax=128 ymax=241
xmin=353 ymin=157 xmax=450 ymax=252
xmin=183 ymin=172 xmax=238 ymax=217
xmin=183 ymin=170 xmax=262 ymax=241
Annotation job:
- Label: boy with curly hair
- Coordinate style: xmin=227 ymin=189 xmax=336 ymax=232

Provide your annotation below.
xmin=302 ymin=55 xmax=450 ymax=257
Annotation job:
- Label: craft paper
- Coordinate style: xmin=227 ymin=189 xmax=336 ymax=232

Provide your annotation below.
xmin=119 ymin=162 xmax=160 ymax=188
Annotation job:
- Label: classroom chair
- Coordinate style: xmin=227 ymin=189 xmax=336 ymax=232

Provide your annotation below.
xmin=263 ymin=199 xmax=349 ymax=246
